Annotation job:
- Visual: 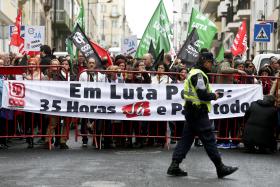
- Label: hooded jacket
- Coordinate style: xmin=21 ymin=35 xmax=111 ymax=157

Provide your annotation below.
xmin=243 ymin=97 xmax=277 ymax=148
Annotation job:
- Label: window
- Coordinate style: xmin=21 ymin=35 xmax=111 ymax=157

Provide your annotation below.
xmin=10 ymin=0 xmax=17 ymax=6
xmin=111 ymin=5 xmax=118 ymax=17
xmin=183 ymin=3 xmax=188 ymax=12
xmin=101 ymin=4 xmax=106 ymax=13
xmin=56 ymin=0 xmax=64 ymax=10
xmin=112 ymin=20 xmax=118 ymax=28
xmin=274 ymin=0 xmax=279 ymax=7
xmin=101 ymin=20 xmax=107 ymax=29
xmin=183 ymin=22 xmax=188 ymax=31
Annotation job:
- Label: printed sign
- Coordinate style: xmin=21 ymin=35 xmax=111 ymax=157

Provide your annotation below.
xmin=254 ymin=24 xmax=271 ymax=42
xmin=1 ymin=81 xmax=263 ymax=121
xmin=121 ymin=35 xmax=137 ymax=56
xmin=24 ymin=26 xmax=45 ymax=51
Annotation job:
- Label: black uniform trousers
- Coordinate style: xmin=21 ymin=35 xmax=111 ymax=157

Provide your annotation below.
xmin=172 ymin=107 xmax=222 ymax=167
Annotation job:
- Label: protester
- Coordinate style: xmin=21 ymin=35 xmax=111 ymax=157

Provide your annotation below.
xmin=44 ymin=59 xmax=70 ymax=149
xmin=79 ymin=58 xmax=105 ymax=148
xmin=258 ymin=66 xmax=272 ymax=95
xmin=0 ymin=59 xmax=8 ymax=149
xmin=268 ymin=56 xmax=279 ymax=76
xmin=40 ymin=45 xmax=53 ymax=74
xmin=217 ymin=53 xmax=246 ymax=84
xmin=167 ymin=52 xmax=238 ymax=178
xmin=143 ymin=53 xmax=154 ymax=71
xmin=164 ymin=53 xmax=172 ymax=69
xmin=216 ymin=54 xmax=246 ymax=149
xmin=150 ymin=62 xmax=170 ymax=146
xmin=73 ymin=51 xmax=87 ymax=77
xmin=243 ymin=95 xmax=277 ymax=153
xmin=169 ymin=68 xmax=187 ymax=144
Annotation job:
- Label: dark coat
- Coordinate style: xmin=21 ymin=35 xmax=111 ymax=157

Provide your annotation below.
xmin=40 ymin=55 xmax=53 ymax=74
xmin=243 ymin=99 xmax=277 ymax=148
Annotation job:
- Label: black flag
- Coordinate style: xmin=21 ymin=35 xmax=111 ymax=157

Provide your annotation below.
xmin=177 ymin=28 xmax=200 ymax=67
xmin=148 ymin=40 xmax=156 ymax=60
xmin=153 ymin=49 xmax=164 ymax=70
xmin=69 ymin=23 xmax=102 ymax=68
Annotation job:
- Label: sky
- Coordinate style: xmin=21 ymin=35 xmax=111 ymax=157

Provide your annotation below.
xmin=125 ymin=0 xmax=173 ymax=38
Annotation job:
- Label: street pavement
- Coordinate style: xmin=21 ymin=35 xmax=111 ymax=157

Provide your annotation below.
xmin=0 ymin=136 xmax=280 ymax=187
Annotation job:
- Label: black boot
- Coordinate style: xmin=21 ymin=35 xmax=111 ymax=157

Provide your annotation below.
xmin=167 ymin=160 xmax=188 ymax=176
xmin=216 ymin=163 xmax=238 ymax=178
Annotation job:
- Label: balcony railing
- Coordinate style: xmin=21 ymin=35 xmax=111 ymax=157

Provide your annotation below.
xmin=51 ymin=9 xmax=72 ymax=29
xmin=237 ymin=0 xmax=250 ymax=10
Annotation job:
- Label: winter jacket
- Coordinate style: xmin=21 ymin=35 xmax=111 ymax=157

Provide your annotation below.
xmin=243 ymin=98 xmax=277 ymax=148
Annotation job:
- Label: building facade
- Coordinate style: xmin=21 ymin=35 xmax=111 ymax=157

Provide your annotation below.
xmin=173 ymin=0 xmax=280 ymax=58
xmin=0 ymin=0 xmax=18 ymax=53
xmin=86 ymin=0 xmax=132 ymax=48
xmin=173 ymin=0 xmax=200 ymax=52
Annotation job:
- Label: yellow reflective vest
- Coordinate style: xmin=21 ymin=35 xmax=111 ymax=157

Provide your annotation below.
xmin=184 ymin=68 xmax=212 ymax=112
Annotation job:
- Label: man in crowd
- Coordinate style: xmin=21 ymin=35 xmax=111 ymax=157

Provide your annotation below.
xmin=40 ymin=45 xmax=53 ymax=74
xmin=142 ymin=53 xmax=154 ymax=71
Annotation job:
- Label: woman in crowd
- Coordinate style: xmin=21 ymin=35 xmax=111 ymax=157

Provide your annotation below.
xmin=169 ymin=68 xmax=187 ymax=144
xmin=258 ymin=66 xmax=272 ymax=95
xmin=22 ymin=58 xmax=45 ymax=148
xmin=23 ymin=57 xmax=45 ymax=80
xmin=150 ymin=63 xmax=170 ymax=147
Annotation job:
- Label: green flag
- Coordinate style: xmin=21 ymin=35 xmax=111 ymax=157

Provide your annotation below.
xmin=188 ymin=8 xmax=217 ymax=50
xmin=70 ymin=0 xmax=85 ymax=59
xmin=216 ymin=44 xmax=224 ymax=63
xmin=74 ymin=0 xmax=85 ymax=31
xmin=135 ymin=0 xmax=172 ymax=58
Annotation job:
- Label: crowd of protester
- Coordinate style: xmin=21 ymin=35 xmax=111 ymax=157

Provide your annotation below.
xmin=0 ymin=45 xmax=280 ymax=152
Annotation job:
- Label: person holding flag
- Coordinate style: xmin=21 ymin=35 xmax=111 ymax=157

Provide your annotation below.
xmin=167 ymin=51 xmax=238 ymax=178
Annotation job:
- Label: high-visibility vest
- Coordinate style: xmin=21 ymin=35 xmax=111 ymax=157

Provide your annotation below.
xmin=184 ymin=68 xmax=212 ymax=112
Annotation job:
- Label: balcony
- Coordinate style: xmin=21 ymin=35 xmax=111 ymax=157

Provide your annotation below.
xmin=225 ymin=22 xmax=240 ymax=32
xmin=217 ymin=1 xmax=228 ymax=17
xmin=236 ymin=0 xmax=250 ymax=20
xmin=200 ymin=0 xmax=220 ymax=14
xmin=236 ymin=9 xmax=251 ymax=19
xmin=51 ymin=10 xmax=72 ymax=30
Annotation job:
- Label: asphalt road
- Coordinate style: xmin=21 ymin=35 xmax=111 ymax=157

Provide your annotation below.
xmin=0 ymin=138 xmax=280 ymax=187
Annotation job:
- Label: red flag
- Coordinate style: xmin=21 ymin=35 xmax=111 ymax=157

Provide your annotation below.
xmin=231 ymin=21 xmax=248 ymax=57
xmin=90 ymin=40 xmax=113 ymax=67
xmin=10 ymin=9 xmax=23 ymax=47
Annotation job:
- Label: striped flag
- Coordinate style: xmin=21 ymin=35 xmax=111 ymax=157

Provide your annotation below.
xmin=18 ymin=37 xmax=26 ymax=55
xmin=10 ymin=8 xmax=26 ymax=55
xmin=231 ymin=21 xmax=247 ymax=57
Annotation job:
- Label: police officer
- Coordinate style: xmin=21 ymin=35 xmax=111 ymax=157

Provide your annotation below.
xmin=167 ymin=52 xmax=238 ymax=178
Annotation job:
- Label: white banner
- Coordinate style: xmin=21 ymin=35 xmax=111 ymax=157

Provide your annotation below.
xmin=121 ymin=35 xmax=137 ymax=56
xmin=1 ymin=81 xmax=263 ymax=121
xmin=24 ymin=26 xmax=45 ymax=51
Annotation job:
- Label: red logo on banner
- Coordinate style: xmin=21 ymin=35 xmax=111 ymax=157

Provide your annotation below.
xmin=122 ymin=101 xmax=151 ymax=118
xmin=9 ymin=82 xmax=25 ymax=98
xmin=8 ymin=82 xmax=25 ymax=107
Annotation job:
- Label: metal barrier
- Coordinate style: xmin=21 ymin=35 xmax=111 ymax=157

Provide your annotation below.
xmin=0 ymin=65 xmax=71 ymax=150
xmin=1 ymin=66 xmax=279 ymax=149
